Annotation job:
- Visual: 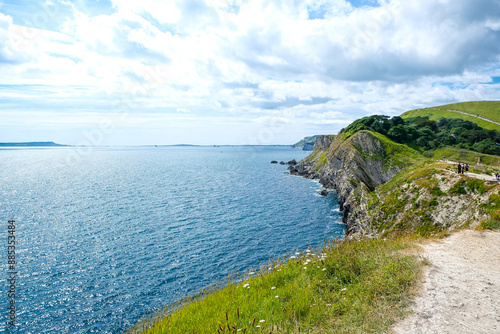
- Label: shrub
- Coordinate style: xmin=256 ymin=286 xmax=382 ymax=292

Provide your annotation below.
xmin=449 ymin=181 xmax=467 ymax=195
xmin=465 ymin=179 xmax=486 ymax=194
xmin=431 ymin=186 xmax=445 ymax=197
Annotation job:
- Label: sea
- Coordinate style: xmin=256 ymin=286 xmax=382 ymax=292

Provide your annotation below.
xmin=0 ymin=146 xmax=345 ymax=333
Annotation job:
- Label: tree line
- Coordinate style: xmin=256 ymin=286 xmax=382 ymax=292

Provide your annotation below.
xmin=340 ymin=115 xmax=500 ymax=156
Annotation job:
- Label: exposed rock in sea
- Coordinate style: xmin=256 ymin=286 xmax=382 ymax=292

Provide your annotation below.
xmin=279 ymin=161 xmax=286 ymax=165
xmin=287 ymin=159 xmax=297 ymax=165
xmin=271 ymin=161 xmax=278 ymax=164
xmin=319 ymin=189 xmax=328 ymax=196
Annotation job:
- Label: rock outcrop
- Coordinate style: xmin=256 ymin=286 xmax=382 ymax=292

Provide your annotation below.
xmin=302 ymin=143 xmax=315 ymax=151
xmin=314 ymin=135 xmax=335 ymax=151
xmin=290 ymin=131 xmax=417 ymax=235
xmin=293 ymin=135 xmax=319 ymax=150
xmin=290 ymin=130 xmax=499 ymax=237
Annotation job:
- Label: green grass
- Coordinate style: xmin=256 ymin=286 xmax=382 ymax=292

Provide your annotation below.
xmin=401 ymin=101 xmax=500 ymax=131
xmin=128 ymin=238 xmax=423 ymax=334
xmin=368 ymin=131 xmax=423 ymax=167
xmin=314 ymin=152 xmax=328 ymax=171
xmin=448 ymin=178 xmax=488 ymax=196
xmin=479 ymin=220 xmax=500 ymax=230
xmin=434 ymin=101 xmax=500 ymax=122
xmin=432 ymin=147 xmax=500 ymax=168
xmin=477 ymin=192 xmax=500 ymax=231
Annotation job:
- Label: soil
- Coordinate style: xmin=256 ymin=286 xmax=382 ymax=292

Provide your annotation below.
xmin=392 ymin=230 xmax=500 ymax=334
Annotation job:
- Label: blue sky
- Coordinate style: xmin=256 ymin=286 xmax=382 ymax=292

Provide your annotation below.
xmin=1 ymin=0 xmax=500 ymax=145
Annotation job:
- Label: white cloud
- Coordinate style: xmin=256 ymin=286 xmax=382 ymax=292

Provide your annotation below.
xmin=1 ymin=0 xmax=500 ymax=144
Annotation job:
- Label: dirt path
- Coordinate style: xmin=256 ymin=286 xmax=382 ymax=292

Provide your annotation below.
xmin=437 ymin=161 xmax=498 ymax=183
xmin=392 ymin=230 xmax=500 ymax=334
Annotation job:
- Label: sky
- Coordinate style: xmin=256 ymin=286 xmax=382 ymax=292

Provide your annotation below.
xmin=0 ymin=0 xmax=500 ymax=145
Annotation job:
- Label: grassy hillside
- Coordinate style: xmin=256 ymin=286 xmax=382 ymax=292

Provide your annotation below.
xmin=432 ymin=147 xmax=500 ymax=173
xmin=129 ymin=237 xmax=422 ymax=334
xmin=401 ymin=101 xmax=500 ymax=131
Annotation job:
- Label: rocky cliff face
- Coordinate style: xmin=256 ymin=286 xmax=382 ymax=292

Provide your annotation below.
xmin=302 ymin=143 xmax=315 ymax=151
xmin=290 ymin=131 xmax=499 ymax=237
xmin=293 ymin=135 xmax=319 ymax=150
xmin=314 ymin=135 xmax=335 ymax=151
xmin=290 ymin=131 xmax=409 ymax=233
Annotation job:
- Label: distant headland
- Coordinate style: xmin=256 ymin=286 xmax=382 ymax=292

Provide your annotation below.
xmin=0 ymin=142 xmax=69 ymax=147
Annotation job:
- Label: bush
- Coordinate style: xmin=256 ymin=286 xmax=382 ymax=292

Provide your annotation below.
xmin=465 ymin=179 xmax=486 ymax=194
xmin=422 ymin=151 xmax=434 ymax=158
xmin=431 ymin=186 xmax=445 ymax=197
xmin=449 ymin=181 xmax=467 ymax=195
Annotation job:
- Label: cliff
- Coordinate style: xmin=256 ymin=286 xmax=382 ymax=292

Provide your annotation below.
xmin=293 ymin=135 xmax=320 ymax=150
xmin=290 ymin=131 xmax=499 ymax=236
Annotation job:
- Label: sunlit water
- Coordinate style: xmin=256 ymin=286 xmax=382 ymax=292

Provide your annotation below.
xmin=0 ymin=146 xmax=344 ymax=333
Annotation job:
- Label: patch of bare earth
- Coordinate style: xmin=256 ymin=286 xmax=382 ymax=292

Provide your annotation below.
xmin=392 ymin=230 xmax=500 ymax=334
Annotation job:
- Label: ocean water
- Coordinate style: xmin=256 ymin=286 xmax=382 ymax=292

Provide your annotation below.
xmin=0 ymin=146 xmax=344 ymax=333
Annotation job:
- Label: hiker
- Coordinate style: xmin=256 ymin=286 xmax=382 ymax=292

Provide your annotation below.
xmin=458 ymin=163 xmax=461 ymax=174
xmin=465 ymin=164 xmax=469 ymax=174
xmin=443 ymin=156 xmax=446 ymax=162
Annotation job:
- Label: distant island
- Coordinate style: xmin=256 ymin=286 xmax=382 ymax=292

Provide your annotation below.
xmin=0 ymin=142 xmax=69 ymax=147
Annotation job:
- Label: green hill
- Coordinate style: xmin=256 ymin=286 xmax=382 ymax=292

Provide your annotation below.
xmin=401 ymin=101 xmax=500 ymax=131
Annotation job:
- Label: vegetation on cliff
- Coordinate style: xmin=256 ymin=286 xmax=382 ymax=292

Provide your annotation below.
xmin=339 ymin=114 xmax=500 ymax=155
xmin=349 ymin=160 xmax=500 ymax=237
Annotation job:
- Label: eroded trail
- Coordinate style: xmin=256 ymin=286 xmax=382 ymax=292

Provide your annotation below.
xmin=392 ymin=230 xmax=500 ymax=334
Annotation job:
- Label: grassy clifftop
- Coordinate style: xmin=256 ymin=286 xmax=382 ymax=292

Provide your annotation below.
xmin=129 ymin=237 xmax=422 ymax=334
xmin=401 ymin=101 xmax=500 ymax=131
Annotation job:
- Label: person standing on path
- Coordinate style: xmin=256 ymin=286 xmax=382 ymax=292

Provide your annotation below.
xmin=458 ymin=163 xmax=462 ymax=174
xmin=465 ymin=164 xmax=469 ymax=175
